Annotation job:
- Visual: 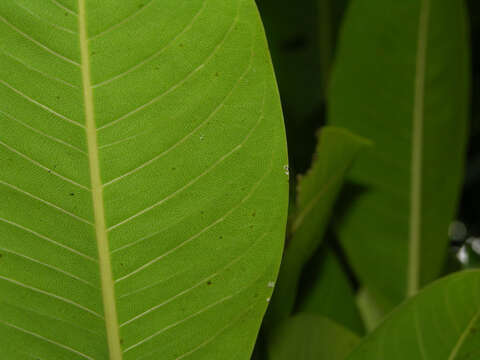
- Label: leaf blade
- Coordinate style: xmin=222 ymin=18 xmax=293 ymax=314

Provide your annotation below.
xmin=328 ymin=0 xmax=470 ymax=303
xmin=298 ymin=249 xmax=365 ymax=335
xmin=268 ymin=314 xmax=360 ymax=360
xmin=347 ymin=271 xmax=480 ymax=360
xmin=0 ymin=1 xmax=288 ymax=359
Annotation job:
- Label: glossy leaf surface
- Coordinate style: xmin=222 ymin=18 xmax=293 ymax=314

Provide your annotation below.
xmin=0 ymin=1 xmax=288 ymax=359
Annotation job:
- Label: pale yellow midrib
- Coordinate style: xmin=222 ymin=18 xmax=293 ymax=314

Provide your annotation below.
xmin=78 ymin=1 xmax=123 ymax=359
xmin=408 ymin=0 xmax=430 ymax=297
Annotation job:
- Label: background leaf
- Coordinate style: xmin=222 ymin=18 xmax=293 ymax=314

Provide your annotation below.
xmin=347 ymin=270 xmax=480 ymax=360
xmin=356 ymin=287 xmax=394 ymax=332
xmin=0 ymin=0 xmax=288 ymax=359
xmin=268 ymin=313 xmax=359 ymax=360
xmin=298 ymin=248 xmax=364 ymax=335
xmin=264 ymin=126 xmax=369 ymax=333
xmin=328 ymin=0 xmax=470 ymax=303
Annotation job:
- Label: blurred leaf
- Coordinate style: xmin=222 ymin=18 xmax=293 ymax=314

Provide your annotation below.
xmin=328 ymin=0 xmax=470 ymax=303
xmin=264 ymin=126 xmax=370 ymax=333
xmin=347 ymin=270 xmax=480 ymax=360
xmin=268 ymin=314 xmax=359 ymax=360
xmin=298 ymin=248 xmax=365 ymax=335
xmin=356 ymin=287 xmax=394 ymax=332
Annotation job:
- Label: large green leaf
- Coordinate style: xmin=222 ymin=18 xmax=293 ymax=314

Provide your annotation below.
xmin=298 ymin=248 xmax=364 ymax=335
xmin=264 ymin=126 xmax=369 ymax=332
xmin=268 ymin=313 xmax=359 ymax=360
xmin=328 ymin=0 xmax=470 ymax=303
xmin=347 ymin=270 xmax=480 ymax=360
xmin=0 ymin=1 xmax=288 ymax=359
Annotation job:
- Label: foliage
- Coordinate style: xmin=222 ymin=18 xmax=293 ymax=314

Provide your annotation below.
xmin=0 ymin=1 xmax=288 ymax=359
xmin=255 ymin=0 xmax=477 ymax=359
xmin=1 ymin=0 xmax=479 ymax=359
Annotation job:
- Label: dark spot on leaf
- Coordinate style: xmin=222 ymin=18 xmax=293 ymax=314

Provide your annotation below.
xmin=69 ymin=193 xmax=75 ymax=196
xmin=138 ymin=3 xmax=144 ymax=8
xmin=56 ymin=96 xmax=60 ymax=100
xmin=200 ymin=211 xmax=204 ymax=215
xmin=252 ymin=211 xmax=256 ymax=217
xmin=179 ymin=43 xmax=184 ymax=47
xmin=91 ymin=51 xmax=96 ymax=55
xmin=207 ymin=280 xmax=212 ymax=285
xmin=215 ymin=72 xmax=219 ymax=77
xmin=171 ymin=167 xmax=176 ymax=170
xmin=120 ymin=338 xmax=124 ymax=344
xmin=219 ymin=236 xmax=223 ymax=239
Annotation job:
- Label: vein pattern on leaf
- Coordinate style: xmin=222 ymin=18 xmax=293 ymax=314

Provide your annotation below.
xmin=0 ymin=16 xmax=80 ymax=66
xmin=92 ymin=1 xmax=207 ymax=89
xmin=0 ymin=0 xmax=287 ymax=358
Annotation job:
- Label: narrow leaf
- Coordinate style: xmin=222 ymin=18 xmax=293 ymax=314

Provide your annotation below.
xmin=328 ymin=0 xmax=470 ymax=302
xmin=264 ymin=126 xmax=369 ymax=332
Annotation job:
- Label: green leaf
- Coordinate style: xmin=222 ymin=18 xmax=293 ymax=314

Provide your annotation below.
xmin=298 ymin=248 xmax=365 ymax=335
xmin=328 ymin=0 xmax=470 ymax=303
xmin=0 ymin=1 xmax=288 ymax=359
xmin=347 ymin=270 xmax=480 ymax=360
xmin=264 ymin=126 xmax=369 ymax=332
xmin=268 ymin=313 xmax=360 ymax=360
xmin=356 ymin=287 xmax=394 ymax=332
